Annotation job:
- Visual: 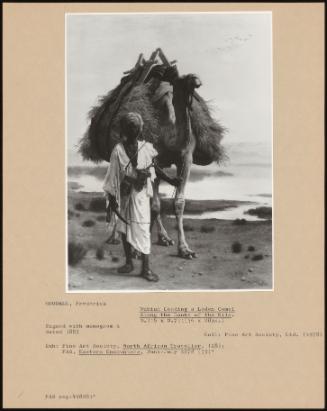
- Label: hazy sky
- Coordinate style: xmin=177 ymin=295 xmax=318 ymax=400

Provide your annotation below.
xmin=67 ymin=12 xmax=272 ymax=151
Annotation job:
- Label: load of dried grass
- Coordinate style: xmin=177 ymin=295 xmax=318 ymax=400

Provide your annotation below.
xmin=79 ymin=74 xmax=226 ymax=166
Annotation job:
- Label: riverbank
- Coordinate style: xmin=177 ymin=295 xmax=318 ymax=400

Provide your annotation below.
xmin=67 ymin=190 xmax=272 ymax=291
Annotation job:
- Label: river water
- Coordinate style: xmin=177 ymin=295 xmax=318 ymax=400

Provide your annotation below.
xmin=68 ymin=162 xmax=272 ymax=221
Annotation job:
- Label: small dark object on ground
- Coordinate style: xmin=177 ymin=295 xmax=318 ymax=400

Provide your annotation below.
xmin=68 ymin=242 xmax=87 ymax=266
xmin=82 ymin=219 xmax=96 ymax=227
xmin=244 ymin=255 xmax=249 ymax=259
xmin=200 ymin=225 xmax=215 ymax=233
xmin=95 ymin=247 xmax=104 ymax=260
xmin=88 ymin=197 xmax=106 ymax=212
xmin=231 ymin=241 xmax=242 ymax=253
xmin=96 ymin=215 xmax=106 ymax=222
xmin=252 ymin=254 xmax=264 ymax=261
xmin=68 ymin=210 xmax=74 ymax=219
xmin=75 ymin=213 xmax=80 ymax=218
xmin=248 ymin=245 xmax=255 ymax=251
xmin=112 ymin=256 xmax=119 ymax=262
xmin=75 ymin=202 xmax=86 ymax=211
xmin=184 ymin=224 xmax=195 ymax=232
xmin=233 ymin=218 xmax=247 ymax=225
xmin=245 ymin=206 xmax=272 ymax=220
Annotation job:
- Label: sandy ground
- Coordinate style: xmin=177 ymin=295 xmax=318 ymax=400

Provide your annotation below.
xmin=68 ymin=191 xmax=272 ymax=291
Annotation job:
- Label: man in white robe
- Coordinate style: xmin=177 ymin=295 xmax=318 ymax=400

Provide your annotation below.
xmin=103 ymin=112 xmax=179 ymax=282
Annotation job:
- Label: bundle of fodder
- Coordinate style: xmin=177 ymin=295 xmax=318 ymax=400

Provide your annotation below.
xmin=189 ymin=91 xmax=227 ymax=165
xmin=79 ymin=72 xmax=227 ymax=166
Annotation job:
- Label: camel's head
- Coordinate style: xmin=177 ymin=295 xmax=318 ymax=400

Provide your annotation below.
xmin=178 ymin=74 xmax=202 ymax=108
xmin=157 ymin=66 xmax=202 ymax=107
xmin=183 ymin=73 xmax=202 ymax=94
xmin=160 ymin=66 xmax=202 ymax=92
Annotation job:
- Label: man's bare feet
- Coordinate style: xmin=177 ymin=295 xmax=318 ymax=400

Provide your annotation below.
xmin=118 ymin=262 xmax=134 ymax=274
xmin=140 ymin=269 xmax=159 ymax=282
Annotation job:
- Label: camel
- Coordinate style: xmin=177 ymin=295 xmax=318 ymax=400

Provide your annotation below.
xmin=79 ymin=48 xmax=226 ymax=259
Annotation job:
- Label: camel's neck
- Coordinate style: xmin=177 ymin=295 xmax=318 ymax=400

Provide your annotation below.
xmin=173 ymin=79 xmax=192 ymax=109
xmin=172 ymin=80 xmax=193 ymax=151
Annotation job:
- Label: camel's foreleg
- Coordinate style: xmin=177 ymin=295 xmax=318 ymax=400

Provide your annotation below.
xmin=175 ymin=153 xmax=196 ymax=259
xmin=151 ymin=178 xmax=174 ymax=246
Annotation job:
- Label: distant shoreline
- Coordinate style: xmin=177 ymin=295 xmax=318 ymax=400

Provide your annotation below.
xmin=67 ymin=166 xmax=235 ymax=182
xmin=68 ymin=189 xmax=256 ymax=215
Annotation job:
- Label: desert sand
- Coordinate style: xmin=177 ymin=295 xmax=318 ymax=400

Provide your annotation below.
xmin=68 ymin=190 xmax=272 ymax=291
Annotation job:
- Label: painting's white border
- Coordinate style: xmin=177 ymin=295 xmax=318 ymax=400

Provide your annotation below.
xmin=65 ymin=11 xmax=274 ymax=293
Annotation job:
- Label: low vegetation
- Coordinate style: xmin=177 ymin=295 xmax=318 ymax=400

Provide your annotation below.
xmin=68 ymin=242 xmax=87 ymax=266
xmin=233 ymin=218 xmax=247 ymax=225
xmin=252 ymin=254 xmax=264 ymax=261
xmin=68 ymin=209 xmax=74 ymax=220
xmin=82 ymin=219 xmax=96 ymax=227
xmin=245 ymin=207 xmax=272 ymax=220
xmin=184 ymin=223 xmax=195 ymax=232
xmin=200 ymin=225 xmax=215 ymax=233
xmin=231 ymin=241 xmax=242 ymax=253
xmin=95 ymin=247 xmax=105 ymax=260
xmin=89 ymin=197 xmax=106 ymax=213
xmin=74 ymin=202 xmax=86 ymax=211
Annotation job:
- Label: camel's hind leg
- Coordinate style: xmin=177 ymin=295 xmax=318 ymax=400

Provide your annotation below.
xmin=175 ymin=153 xmax=196 ymax=259
xmin=151 ymin=178 xmax=174 ymax=246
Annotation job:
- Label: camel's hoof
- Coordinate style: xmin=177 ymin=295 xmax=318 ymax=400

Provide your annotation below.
xmin=158 ymin=233 xmax=174 ymax=247
xmin=178 ymin=247 xmax=197 ymax=259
